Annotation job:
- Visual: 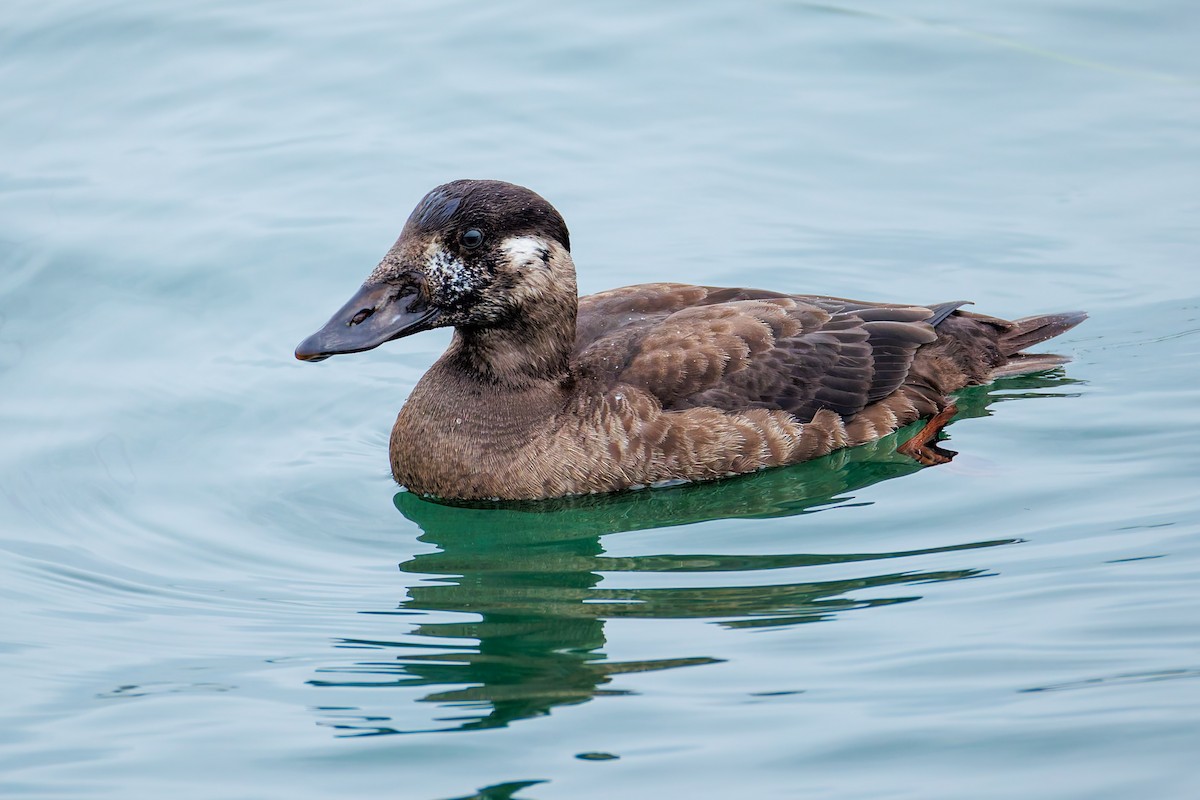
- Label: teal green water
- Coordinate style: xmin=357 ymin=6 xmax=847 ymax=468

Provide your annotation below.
xmin=2 ymin=1 xmax=1199 ymax=797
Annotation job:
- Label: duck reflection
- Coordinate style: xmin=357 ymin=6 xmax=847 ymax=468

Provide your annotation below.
xmin=311 ymin=374 xmax=1079 ymax=736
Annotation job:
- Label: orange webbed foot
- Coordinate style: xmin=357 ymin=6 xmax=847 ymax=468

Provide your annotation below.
xmin=897 ymin=403 xmax=960 ymax=466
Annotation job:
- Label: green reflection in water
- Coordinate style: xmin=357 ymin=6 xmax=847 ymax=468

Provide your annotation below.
xmin=442 ymin=780 xmax=547 ymax=800
xmin=311 ymin=374 xmax=1080 ymax=736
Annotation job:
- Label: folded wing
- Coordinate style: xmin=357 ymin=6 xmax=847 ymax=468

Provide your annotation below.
xmin=575 ymin=283 xmax=947 ymax=423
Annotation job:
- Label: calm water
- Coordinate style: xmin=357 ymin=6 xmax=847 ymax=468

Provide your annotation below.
xmin=2 ymin=1 xmax=1199 ymax=797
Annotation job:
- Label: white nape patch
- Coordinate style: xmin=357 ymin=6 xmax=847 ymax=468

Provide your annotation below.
xmin=500 ymin=235 xmax=551 ymax=268
xmin=423 ymin=242 xmax=472 ymax=298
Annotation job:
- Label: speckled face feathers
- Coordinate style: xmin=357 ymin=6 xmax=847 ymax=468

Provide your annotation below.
xmin=297 ymin=180 xmax=1086 ymax=500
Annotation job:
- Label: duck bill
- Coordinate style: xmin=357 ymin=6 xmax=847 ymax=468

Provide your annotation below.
xmin=295 ymin=282 xmax=441 ymax=362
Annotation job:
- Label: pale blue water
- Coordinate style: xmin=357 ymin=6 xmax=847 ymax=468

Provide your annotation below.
xmin=2 ymin=1 xmax=1199 ymax=798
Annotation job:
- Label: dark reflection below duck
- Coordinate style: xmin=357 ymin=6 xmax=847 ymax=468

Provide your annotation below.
xmin=310 ymin=374 xmax=1079 ymax=736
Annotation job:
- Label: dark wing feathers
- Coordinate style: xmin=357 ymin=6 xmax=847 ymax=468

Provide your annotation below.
xmin=574 ymin=284 xmax=947 ymax=423
xmin=859 ymin=319 xmax=938 ymax=403
xmin=926 ymin=300 xmax=972 ymax=327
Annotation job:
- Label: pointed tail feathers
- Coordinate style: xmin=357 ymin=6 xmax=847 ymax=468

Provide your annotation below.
xmin=993 ymin=311 xmax=1087 ymax=378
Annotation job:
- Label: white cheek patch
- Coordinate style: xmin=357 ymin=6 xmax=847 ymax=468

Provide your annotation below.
xmin=500 ymin=235 xmax=551 ymax=269
xmin=501 ymin=236 xmax=570 ymax=308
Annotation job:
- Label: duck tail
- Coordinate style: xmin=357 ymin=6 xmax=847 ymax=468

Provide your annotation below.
xmin=991 ymin=310 xmax=1088 ymax=378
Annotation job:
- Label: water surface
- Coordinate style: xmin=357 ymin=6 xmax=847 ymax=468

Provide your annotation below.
xmin=2 ymin=1 xmax=1199 ymax=798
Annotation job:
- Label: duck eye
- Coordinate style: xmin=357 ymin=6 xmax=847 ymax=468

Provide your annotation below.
xmin=460 ymin=229 xmax=484 ymax=249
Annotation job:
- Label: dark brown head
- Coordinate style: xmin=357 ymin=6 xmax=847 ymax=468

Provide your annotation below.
xmin=296 ymin=180 xmax=574 ymax=362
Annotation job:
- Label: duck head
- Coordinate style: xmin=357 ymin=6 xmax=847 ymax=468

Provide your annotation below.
xmin=295 ymin=180 xmax=573 ymax=362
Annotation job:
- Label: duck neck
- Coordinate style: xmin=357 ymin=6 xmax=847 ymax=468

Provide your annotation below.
xmin=447 ymin=292 xmax=578 ymax=390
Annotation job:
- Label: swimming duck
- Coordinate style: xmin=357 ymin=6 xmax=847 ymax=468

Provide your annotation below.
xmin=296 ymin=179 xmax=1085 ymax=500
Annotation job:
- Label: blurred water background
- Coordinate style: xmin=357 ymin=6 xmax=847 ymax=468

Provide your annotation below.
xmin=2 ymin=1 xmax=1198 ymax=797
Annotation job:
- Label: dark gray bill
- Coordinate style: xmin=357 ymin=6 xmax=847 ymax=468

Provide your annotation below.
xmin=295 ymin=282 xmax=440 ymax=362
